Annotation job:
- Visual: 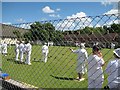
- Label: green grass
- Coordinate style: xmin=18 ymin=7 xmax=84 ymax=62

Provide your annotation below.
xmin=2 ymin=45 xmax=114 ymax=88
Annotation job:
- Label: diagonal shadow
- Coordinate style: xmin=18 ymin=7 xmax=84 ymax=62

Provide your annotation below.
xmin=50 ymin=75 xmax=75 ymax=81
xmin=7 ymin=58 xmax=25 ymax=64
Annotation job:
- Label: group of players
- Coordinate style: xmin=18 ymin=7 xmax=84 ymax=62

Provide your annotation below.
xmin=15 ymin=40 xmax=49 ymax=65
xmin=70 ymin=43 xmax=120 ymax=89
xmin=15 ymin=40 xmax=32 ymax=65
xmin=1 ymin=40 xmax=120 ymax=89
xmin=1 ymin=40 xmax=49 ymax=65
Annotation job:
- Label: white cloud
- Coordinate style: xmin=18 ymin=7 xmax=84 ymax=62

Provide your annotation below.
xmin=42 ymin=6 xmax=55 ymax=13
xmin=95 ymin=24 xmax=101 ymax=27
xmin=66 ymin=12 xmax=92 ymax=29
xmin=49 ymin=14 xmax=60 ymax=18
xmin=56 ymin=20 xmax=75 ymax=31
xmin=101 ymin=0 xmax=111 ymax=6
xmin=19 ymin=23 xmax=33 ymax=29
xmin=106 ymin=20 xmax=119 ymax=26
xmin=104 ymin=9 xmax=118 ymax=15
xmin=101 ymin=0 xmax=119 ymax=6
xmin=16 ymin=18 xmax=25 ymax=23
xmin=55 ymin=12 xmax=94 ymax=31
xmin=56 ymin=8 xmax=61 ymax=11
xmin=66 ymin=12 xmax=86 ymax=19
xmin=3 ymin=22 xmax=12 ymax=25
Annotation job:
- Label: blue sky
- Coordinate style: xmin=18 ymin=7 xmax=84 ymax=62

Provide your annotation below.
xmin=2 ymin=2 xmax=118 ymax=24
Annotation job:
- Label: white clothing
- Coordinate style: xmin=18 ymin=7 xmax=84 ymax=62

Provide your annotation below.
xmin=42 ymin=45 xmax=49 ymax=63
xmin=24 ymin=43 xmax=32 ymax=65
xmin=87 ymin=55 xmax=104 ymax=88
xmin=111 ymin=43 xmax=115 ymax=49
xmin=2 ymin=43 xmax=7 ymax=54
xmin=105 ymin=59 xmax=120 ymax=88
xmin=42 ymin=53 xmax=48 ymax=63
xmin=19 ymin=43 xmax=24 ymax=62
xmin=0 ymin=44 xmax=1 ymax=53
xmin=15 ymin=43 xmax=19 ymax=61
xmin=88 ymin=78 xmax=103 ymax=89
xmin=72 ymin=48 xmax=88 ymax=74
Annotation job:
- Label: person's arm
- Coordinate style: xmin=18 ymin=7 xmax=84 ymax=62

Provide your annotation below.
xmin=85 ymin=51 xmax=88 ymax=60
xmin=69 ymin=48 xmax=79 ymax=53
xmin=98 ymin=56 xmax=105 ymax=66
xmin=98 ymin=51 xmax=103 ymax=58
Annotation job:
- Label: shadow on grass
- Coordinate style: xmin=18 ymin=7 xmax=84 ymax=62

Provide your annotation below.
xmin=50 ymin=75 xmax=75 ymax=81
xmin=7 ymin=58 xmax=25 ymax=64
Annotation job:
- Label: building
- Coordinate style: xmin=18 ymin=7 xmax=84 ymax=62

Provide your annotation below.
xmin=0 ymin=24 xmax=28 ymax=45
xmin=64 ymin=32 xmax=119 ymax=48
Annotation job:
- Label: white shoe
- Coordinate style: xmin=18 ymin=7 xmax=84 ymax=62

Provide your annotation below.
xmin=28 ymin=63 xmax=31 ymax=65
xmin=78 ymin=78 xmax=85 ymax=82
xmin=20 ymin=61 xmax=24 ymax=63
xmin=15 ymin=60 xmax=19 ymax=61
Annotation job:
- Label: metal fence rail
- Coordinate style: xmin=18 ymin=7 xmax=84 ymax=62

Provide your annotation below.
xmin=1 ymin=13 xmax=120 ymax=89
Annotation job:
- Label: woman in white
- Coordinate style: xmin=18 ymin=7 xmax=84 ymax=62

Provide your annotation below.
xmin=87 ymin=45 xmax=104 ymax=89
xmin=24 ymin=41 xmax=32 ymax=65
xmin=19 ymin=41 xmax=24 ymax=62
xmin=15 ymin=41 xmax=20 ymax=61
xmin=42 ymin=43 xmax=49 ymax=63
xmin=2 ymin=42 xmax=7 ymax=56
xmin=105 ymin=48 xmax=120 ymax=89
xmin=70 ymin=43 xmax=88 ymax=81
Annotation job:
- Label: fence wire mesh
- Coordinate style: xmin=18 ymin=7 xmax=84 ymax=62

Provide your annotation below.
xmin=1 ymin=13 xmax=120 ymax=89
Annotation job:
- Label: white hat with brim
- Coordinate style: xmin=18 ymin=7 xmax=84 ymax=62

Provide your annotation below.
xmin=113 ymin=48 xmax=120 ymax=58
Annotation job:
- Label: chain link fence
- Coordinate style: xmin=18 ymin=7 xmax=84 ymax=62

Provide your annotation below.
xmin=1 ymin=13 xmax=120 ymax=89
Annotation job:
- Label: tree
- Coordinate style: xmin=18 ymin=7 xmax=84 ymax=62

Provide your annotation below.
xmin=13 ymin=30 xmax=22 ymax=38
xmin=110 ymin=23 xmax=120 ymax=33
xmin=23 ymin=21 xmax=63 ymax=44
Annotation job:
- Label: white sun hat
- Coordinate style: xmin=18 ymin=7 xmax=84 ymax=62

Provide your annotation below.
xmin=113 ymin=48 xmax=120 ymax=58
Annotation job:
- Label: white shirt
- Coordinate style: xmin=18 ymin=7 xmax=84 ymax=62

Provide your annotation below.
xmin=105 ymin=59 xmax=120 ymax=85
xmin=15 ymin=43 xmax=19 ymax=52
xmin=19 ymin=43 xmax=24 ymax=52
xmin=88 ymin=55 xmax=104 ymax=80
xmin=72 ymin=48 xmax=88 ymax=63
xmin=25 ymin=43 xmax=32 ymax=53
xmin=42 ymin=45 xmax=49 ymax=54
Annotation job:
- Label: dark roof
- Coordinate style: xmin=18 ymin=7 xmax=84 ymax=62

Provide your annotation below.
xmin=64 ymin=33 xmax=119 ymax=42
xmin=1 ymin=24 xmax=28 ymax=38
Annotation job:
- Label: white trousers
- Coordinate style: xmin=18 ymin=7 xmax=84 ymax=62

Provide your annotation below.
xmin=76 ymin=61 xmax=87 ymax=74
xmin=25 ymin=52 xmax=31 ymax=64
xmin=88 ymin=78 xmax=103 ymax=89
xmin=42 ymin=53 xmax=48 ymax=63
xmin=83 ymin=62 xmax=87 ymax=74
xmin=15 ymin=50 xmax=19 ymax=61
xmin=20 ymin=51 xmax=24 ymax=62
xmin=108 ymin=82 xmax=120 ymax=89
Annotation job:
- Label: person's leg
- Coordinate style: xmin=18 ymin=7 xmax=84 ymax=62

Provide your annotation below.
xmin=42 ymin=53 xmax=45 ymax=62
xmin=83 ymin=62 xmax=87 ymax=74
xmin=20 ymin=52 xmax=24 ymax=62
xmin=78 ymin=73 xmax=82 ymax=80
xmin=27 ymin=53 xmax=31 ymax=65
xmin=95 ymin=79 xmax=103 ymax=89
xmin=88 ymin=78 xmax=95 ymax=89
xmin=15 ymin=51 xmax=19 ymax=61
xmin=44 ymin=53 xmax=48 ymax=63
